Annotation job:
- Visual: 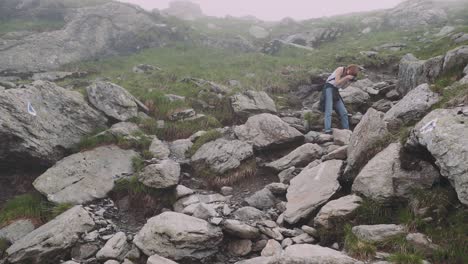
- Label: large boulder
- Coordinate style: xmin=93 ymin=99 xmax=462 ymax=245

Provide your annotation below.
xmin=397 ymin=54 xmax=444 ymax=96
xmin=138 ymin=160 xmax=181 ymax=189
xmin=234 ymin=114 xmax=303 ymax=150
xmin=33 ymin=145 xmax=136 ymax=204
xmin=406 ymin=108 xmax=468 ymax=205
xmin=6 ymin=206 xmax=95 ymax=264
xmin=87 ymin=82 xmax=138 ymax=121
xmin=384 ymin=83 xmax=440 ymax=129
xmin=284 ymin=160 xmax=343 ymax=224
xmin=96 ymin=232 xmax=130 ymax=261
xmin=340 ymin=86 xmax=370 ymax=113
xmin=249 ymin=26 xmax=270 ymax=39
xmin=385 ymin=0 xmax=447 ymax=29
xmin=133 ymin=212 xmax=223 ymax=261
xmin=344 ymin=108 xmax=388 ymax=181
xmin=0 ymin=81 xmax=107 ymax=167
xmin=163 ymin=0 xmax=204 ymax=20
xmin=283 ymin=27 xmax=343 ymax=48
xmin=352 ymin=224 xmax=406 ymax=243
xmin=0 ymin=220 xmax=35 ymax=244
xmin=443 ymin=45 xmax=468 ymax=73
xmin=0 ymin=2 xmax=176 ymax=72
xmin=352 ymin=143 xmax=439 ymax=202
xmin=191 ymin=138 xmax=255 ymax=186
xmin=265 ymin=143 xmax=322 ymax=172
xmin=231 ymin=91 xmax=277 ymax=119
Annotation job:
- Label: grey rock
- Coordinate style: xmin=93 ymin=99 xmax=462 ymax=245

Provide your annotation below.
xmin=353 ymin=143 xmax=439 ymax=202
xmin=406 ymin=108 xmax=468 ymax=205
xmin=235 ymin=256 xmax=274 ymax=264
xmin=333 ymin=129 xmax=352 ymax=146
xmin=249 ymin=26 xmax=269 ymax=39
xmin=147 ymin=254 xmax=179 ymax=264
xmin=0 ymin=81 xmax=16 ymax=89
xmin=277 ymin=244 xmax=358 ymax=263
xmin=231 ymin=91 xmax=277 ymax=119
xmin=384 ymin=84 xmax=440 ymax=129
xmin=257 ymin=226 xmax=283 ymax=241
xmin=233 ymin=207 xmax=265 ymax=222
xmin=33 ymin=146 xmax=136 ymax=204
xmin=87 ymin=82 xmax=138 ymax=121
xmin=301 ymin=226 xmax=318 ymax=238
xmin=282 ymin=238 xmax=294 ymax=248
xmin=234 ymin=114 xmax=303 ymax=150
xmin=314 ymin=195 xmax=363 ymax=229
xmin=133 ymin=212 xmax=223 ymax=261
xmin=344 ymin=108 xmax=388 ymax=180
xmin=291 ymin=233 xmax=315 ymax=244
xmin=340 ymin=86 xmax=370 ymax=113
xmin=168 ymin=108 xmax=196 ymax=121
xmin=70 ymin=243 xmax=100 ymax=261
xmin=385 ymin=1 xmax=447 ymax=28
xmin=104 ymin=260 xmax=120 ymax=264
xmin=278 ymin=228 xmax=303 ymax=237
xmin=174 ymin=185 xmax=194 ymax=200
xmin=386 ymin=90 xmax=401 ymax=100
xmin=0 ymin=2 xmax=176 ymax=72
xmin=372 ymin=99 xmax=393 ymax=113
xmin=352 ymin=224 xmax=406 ymax=243
xmin=132 ymin=64 xmax=157 ymax=74
xmin=0 ymin=81 xmax=107 ymax=166
xmin=443 ymin=45 xmax=468 ymax=73
xmin=221 ymin=186 xmax=233 ymax=196
xmin=96 ymin=232 xmax=130 ymax=261
xmin=452 ymin=32 xmax=468 ymax=44
xmin=0 ymin=219 xmax=35 ymax=243
xmin=261 ymin=239 xmax=282 ymax=257
xmin=435 ymin=26 xmax=455 ymax=37
xmin=265 ymin=143 xmax=322 ymax=172
xmin=164 ymin=94 xmax=185 ymax=102
xmin=163 ymin=1 xmax=204 ymax=20
xmin=228 ymin=239 xmax=252 ymax=256
xmin=6 ymin=206 xmax=95 ymax=264
xmin=322 ymin=146 xmax=348 ymax=161
xmin=223 ymin=220 xmax=260 ymax=239
xmin=99 ymin=122 xmax=141 ymax=138
xmin=245 ymin=188 xmax=276 ymax=210
xmin=192 ymin=138 xmax=254 ymax=181
xmin=284 ymin=160 xmax=343 ymax=224
xmin=193 ymin=203 xmax=218 ymax=220
xmin=169 ymin=139 xmax=193 ymax=162
xmin=316 ymin=134 xmax=334 ymax=144
xmin=283 ymin=27 xmax=343 ymax=48
xmin=31 ymin=71 xmax=75 ymax=82
xmin=397 ymin=54 xmax=444 ymax=96
xmin=149 ymin=137 xmax=170 ymax=160
xmin=138 ymin=160 xmax=181 ymax=189
xmin=278 ymin=167 xmax=296 ymax=184
xmin=406 ymin=233 xmax=439 ymax=256
xmin=266 ymin=183 xmax=289 ymax=195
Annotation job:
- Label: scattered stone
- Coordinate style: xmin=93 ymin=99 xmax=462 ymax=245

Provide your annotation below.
xmin=352 ymin=224 xmax=406 ymax=243
xmin=278 ymin=166 xmax=297 ymax=184
xmin=193 ymin=203 xmax=218 ymax=220
xmin=372 ymin=99 xmax=393 ymax=113
xmin=133 ymin=212 xmax=223 ymax=261
xmin=322 ymin=146 xmax=348 ymax=161
xmin=234 ymin=113 xmax=303 ymax=151
xmin=70 ymin=243 xmax=100 ymax=261
xmin=221 ymin=186 xmax=234 ymax=196
xmin=301 ymin=226 xmax=318 ymax=238
xmin=138 ymin=159 xmax=181 ymax=189
xmin=174 ymin=185 xmax=194 ymax=200
xmin=223 ymin=220 xmax=260 ymax=239
xmin=265 ymin=143 xmax=322 ymax=172
xmin=233 ymin=207 xmax=265 ymax=222
xmin=33 ymin=146 xmax=136 ymax=204
xmin=284 ymin=160 xmax=343 ymax=224
xmin=291 ymin=233 xmax=315 ymax=244
xmin=149 ymin=137 xmax=171 ymax=160
xmin=133 ymin=64 xmax=158 ymax=74
xmin=231 ymin=90 xmax=277 ymax=119
xmin=261 ymin=239 xmax=282 ymax=257
xmin=266 ymin=183 xmax=289 ymax=195
xmin=332 ymin=129 xmax=352 ymax=146
xmin=169 ymin=139 xmax=193 ymax=162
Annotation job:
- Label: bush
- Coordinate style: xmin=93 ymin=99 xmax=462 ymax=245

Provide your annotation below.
xmin=187 ymin=130 xmax=222 ymax=157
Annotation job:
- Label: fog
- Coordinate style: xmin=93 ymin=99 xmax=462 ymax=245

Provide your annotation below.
xmin=119 ymin=0 xmax=406 ymax=21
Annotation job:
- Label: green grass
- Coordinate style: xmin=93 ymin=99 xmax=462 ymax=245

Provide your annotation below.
xmin=75 ymin=130 xmax=153 ymax=153
xmin=193 ymin=158 xmax=257 ymax=188
xmin=388 ymin=253 xmax=424 ymax=264
xmin=0 ymin=19 xmax=65 ymax=35
xmin=354 ymin=198 xmax=396 ymax=225
xmin=132 ymin=156 xmax=145 ymax=172
xmin=0 ymin=194 xmax=73 ymax=227
xmin=114 ymin=175 xmax=160 ymax=196
xmin=187 ymin=130 xmax=222 ymax=157
xmin=432 ymin=83 xmax=468 ymax=109
xmin=343 ymin=224 xmax=376 ymax=260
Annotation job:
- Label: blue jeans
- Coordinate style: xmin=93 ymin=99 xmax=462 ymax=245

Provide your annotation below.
xmin=324 ymin=85 xmax=349 ymax=132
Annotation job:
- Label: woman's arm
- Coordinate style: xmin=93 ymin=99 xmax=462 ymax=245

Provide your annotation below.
xmin=335 ymin=67 xmax=354 ymax=87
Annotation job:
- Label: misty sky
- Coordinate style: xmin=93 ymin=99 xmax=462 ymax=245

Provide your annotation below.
xmin=119 ymin=0 xmax=405 ymax=20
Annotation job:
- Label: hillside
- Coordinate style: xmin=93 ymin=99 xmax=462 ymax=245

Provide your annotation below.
xmin=0 ymin=0 xmax=468 ymax=264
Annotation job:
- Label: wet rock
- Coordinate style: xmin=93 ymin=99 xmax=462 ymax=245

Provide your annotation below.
xmin=133 ymin=212 xmax=223 ymax=261
xmin=353 ymin=143 xmax=439 ymax=202
xmin=87 ymin=82 xmax=138 ymax=121
xmin=265 ymin=143 xmax=322 ymax=172
xmin=234 ymin=114 xmax=303 ymax=151
xmin=406 ymin=108 xmax=468 ymax=205
xmin=352 ymin=224 xmax=406 ymax=243
xmin=284 ymin=160 xmax=343 ymax=224
xmin=0 ymin=81 xmax=107 ymax=166
xmin=6 ymin=206 xmax=95 ymax=264
xmin=138 ymin=160 xmax=181 ymax=189
xmin=33 ymin=146 xmax=136 ymax=204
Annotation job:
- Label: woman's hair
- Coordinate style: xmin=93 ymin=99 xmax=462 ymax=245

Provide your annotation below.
xmin=346 ymin=64 xmax=360 ymax=76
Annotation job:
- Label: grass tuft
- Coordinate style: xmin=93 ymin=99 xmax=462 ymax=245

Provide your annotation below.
xmin=193 ymin=158 xmax=257 ymax=188
xmin=187 ymin=129 xmax=222 ymax=157
xmin=343 ymin=224 xmax=376 ymax=260
xmin=387 ymin=253 xmax=424 ymax=264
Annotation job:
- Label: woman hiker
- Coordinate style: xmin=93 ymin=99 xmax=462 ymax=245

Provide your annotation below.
xmin=320 ymin=64 xmax=360 ymax=134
